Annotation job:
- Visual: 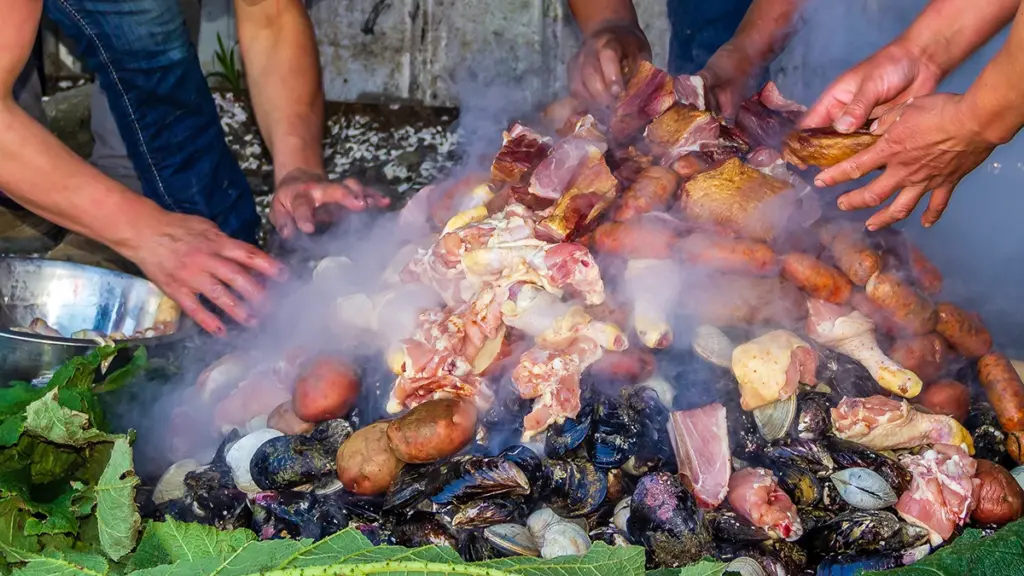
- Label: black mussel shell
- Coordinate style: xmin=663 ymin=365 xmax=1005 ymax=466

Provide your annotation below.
xmin=816 ymin=552 xmax=903 ymax=576
xmin=543 ymin=459 xmax=608 ymax=517
xmin=546 ymin=408 xmax=593 ymax=458
xmin=822 ymin=437 xmax=912 ymax=493
xmin=481 ymin=387 xmax=531 ymax=430
xmin=966 ymin=401 xmax=1015 ymax=468
xmin=181 ymin=463 xmax=251 ymax=530
xmin=384 ymin=463 xmax=447 ymax=511
xmin=654 ymin=347 xmax=738 ymax=410
xmin=588 ymin=397 xmax=641 ymax=469
xmin=308 ymin=419 xmax=353 ymax=455
xmin=431 ymin=456 xmax=531 ymax=505
xmin=804 ymin=510 xmax=928 ymax=555
xmin=250 ymin=435 xmax=336 ymax=491
xmin=624 ymin=387 xmax=675 ymax=474
xmin=795 ymin=392 xmax=832 ymax=440
xmin=797 ymin=506 xmax=839 ymax=533
xmin=629 ymin=472 xmax=705 ymax=539
xmin=390 ymin=513 xmax=457 ymax=549
xmin=726 ymin=406 xmax=766 ymax=459
xmin=706 ymin=506 xmax=771 ymax=543
xmin=760 ymin=439 xmax=835 ymax=477
xmin=457 ymin=530 xmax=502 ymax=562
xmin=816 ymin=349 xmax=877 ymax=399
xmin=500 ymin=445 xmax=545 ymax=490
xmin=820 ymin=479 xmax=849 ymax=511
xmin=759 ymin=539 xmax=807 ymax=574
xmin=250 ymin=491 xmax=321 ymax=540
xmin=590 ymin=524 xmax=632 ymax=547
xmin=762 ymin=461 xmax=823 ymax=507
xmin=439 ymin=497 xmax=522 ymax=530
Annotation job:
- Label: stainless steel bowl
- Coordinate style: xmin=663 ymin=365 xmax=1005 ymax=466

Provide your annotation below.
xmin=1 ymin=257 xmax=196 ymax=383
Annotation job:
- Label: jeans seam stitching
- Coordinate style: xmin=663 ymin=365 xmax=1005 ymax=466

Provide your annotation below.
xmin=53 ymin=0 xmax=178 ymax=211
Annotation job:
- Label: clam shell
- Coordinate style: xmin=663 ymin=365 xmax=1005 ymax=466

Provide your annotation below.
xmin=830 ymin=467 xmax=898 ymax=510
xmin=540 ymin=522 xmax=591 ymax=559
xmin=636 ymin=376 xmax=675 ymax=408
xmin=313 ymin=256 xmax=353 ymax=283
xmin=1012 ymin=466 xmax=1024 ymax=491
xmin=226 ymin=428 xmax=284 ymax=494
xmin=753 ymin=394 xmax=797 ymax=441
xmin=692 ymin=325 xmax=734 ymax=368
xmin=153 ymin=459 xmax=201 ymax=504
xmin=483 ymin=523 xmax=539 ymax=557
xmin=612 ymin=498 xmax=631 ymax=532
xmin=245 ymin=414 xmax=269 ymax=433
xmin=726 ymin=557 xmax=768 ymax=576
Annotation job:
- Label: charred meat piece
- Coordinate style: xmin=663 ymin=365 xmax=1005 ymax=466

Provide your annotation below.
xmin=644 ymin=105 xmax=721 ymax=162
xmin=681 ymin=158 xmax=793 ymax=242
xmin=783 ymin=128 xmax=879 ymax=169
xmin=491 ymin=124 xmax=553 ymax=186
xmin=735 ymin=97 xmax=795 ymax=149
xmin=613 ymin=165 xmax=681 ymax=221
xmin=610 ymin=60 xmax=676 ymax=141
xmin=537 ymin=146 xmax=619 ymax=242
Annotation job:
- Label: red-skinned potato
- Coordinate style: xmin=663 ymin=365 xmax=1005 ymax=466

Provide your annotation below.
xmin=971 ymin=459 xmax=1024 ymax=526
xmin=292 ymin=356 xmax=360 ymax=423
xmin=915 ymin=380 xmax=970 ymax=423
xmin=336 ymin=421 xmax=404 ymax=495
xmin=267 ymin=401 xmax=314 ymax=435
xmin=387 ymin=399 xmax=477 ymax=464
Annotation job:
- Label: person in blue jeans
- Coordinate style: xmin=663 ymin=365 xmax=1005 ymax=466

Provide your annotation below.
xmin=1 ymin=0 xmax=387 ymax=336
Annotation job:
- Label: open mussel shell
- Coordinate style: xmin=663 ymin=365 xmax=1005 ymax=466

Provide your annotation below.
xmin=484 ymin=523 xmax=540 ymax=557
xmin=830 ymin=468 xmax=898 ymax=510
xmin=795 ymin=392 xmax=832 ymax=440
xmin=227 ymin=428 xmax=284 ymax=494
xmin=439 ymin=497 xmax=521 ymax=530
xmin=752 ymin=395 xmax=797 ymax=441
xmin=761 ymin=439 xmax=836 ymax=477
xmin=772 ymin=464 xmax=822 ymax=507
xmin=430 ymin=456 xmax=531 ymax=505
xmin=823 ymin=437 xmax=912 ymax=493
xmin=726 ymin=557 xmax=768 ymax=576
xmin=692 ymin=325 xmax=735 ymax=368
xmin=805 ymin=510 xmax=929 ymax=555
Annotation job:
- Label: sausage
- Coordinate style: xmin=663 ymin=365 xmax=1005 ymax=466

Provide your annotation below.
xmin=592 ymin=216 xmax=683 ymax=259
xmin=864 ymin=272 xmax=937 ymax=336
xmin=780 ymin=253 xmax=852 ymax=304
xmin=849 ymin=291 xmax=900 ymax=336
xmin=907 ymin=242 xmax=944 ymax=296
xmin=685 ymin=274 xmax=808 ymax=329
xmin=935 ymin=302 xmax=993 ymax=359
xmin=678 ymin=233 xmax=779 ymax=276
xmin=915 ymin=380 xmax=970 ymax=423
xmin=978 ymin=353 xmax=1024 ymax=433
xmin=888 ymin=334 xmax=954 ymax=384
xmin=613 ymin=166 xmax=681 ymax=221
xmin=823 ymin=224 xmax=881 ymax=286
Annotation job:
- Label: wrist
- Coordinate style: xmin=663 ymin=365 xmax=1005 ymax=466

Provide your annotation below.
xmin=101 ymin=197 xmax=169 ymax=260
xmin=893 ymin=32 xmax=952 ymax=81
xmin=586 ymin=20 xmax=651 ymax=57
xmin=957 ymin=91 xmax=1023 ymax=147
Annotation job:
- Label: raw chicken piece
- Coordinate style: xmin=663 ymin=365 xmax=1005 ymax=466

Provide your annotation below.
xmin=783 ymin=128 xmax=879 ymax=169
xmin=831 ymin=395 xmax=974 ymax=454
xmin=681 ymin=158 xmax=794 ymax=241
xmin=896 ymin=444 xmax=978 ymax=545
xmin=609 ymin=60 xmax=676 ymax=141
xmin=420 ymin=172 xmax=496 ymax=230
xmin=644 ymin=105 xmax=721 ymax=162
xmin=668 ymin=403 xmax=731 ymax=509
xmin=731 ymin=330 xmax=818 ymax=411
xmin=529 ymin=115 xmax=608 ymax=201
xmin=536 ymin=145 xmax=619 ymax=242
xmin=513 ymin=336 xmax=604 ymax=439
xmin=623 ymin=259 xmax=685 ymax=349
xmin=500 ymin=283 xmax=626 ymax=351
xmin=727 ymin=467 xmax=803 ymax=541
xmin=462 ymin=241 xmax=606 ymax=306
xmin=491 ymin=123 xmax=553 ymax=185
xmin=805 ymin=298 xmax=922 ymax=398
xmin=673 ymin=74 xmax=706 ymax=110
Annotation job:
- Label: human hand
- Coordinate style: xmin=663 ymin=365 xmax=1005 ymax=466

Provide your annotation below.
xmin=814 ymin=94 xmax=998 ymax=230
xmin=801 ymin=41 xmax=943 ymax=132
xmin=122 ymin=211 xmax=289 ymax=336
xmin=698 ymin=41 xmax=759 ymax=118
xmin=568 ymin=21 xmax=652 ymax=107
xmin=269 ymin=168 xmax=390 ymax=239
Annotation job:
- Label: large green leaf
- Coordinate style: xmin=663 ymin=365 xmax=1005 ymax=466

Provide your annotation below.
xmin=646 ymin=560 xmax=728 ymax=576
xmin=23 ymin=391 xmax=117 ymax=448
xmin=8 ymin=548 xmax=109 ymax=576
xmin=94 ymin=439 xmax=139 ymax=562
xmin=865 ymin=517 xmax=1024 ymax=576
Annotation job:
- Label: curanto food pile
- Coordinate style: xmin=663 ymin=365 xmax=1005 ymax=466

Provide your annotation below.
xmin=12 ymin=61 xmax=1024 ymax=575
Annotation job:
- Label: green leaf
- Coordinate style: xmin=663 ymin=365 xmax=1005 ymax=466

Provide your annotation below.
xmin=646 ymin=560 xmax=728 ymax=576
xmin=865 ymin=518 xmax=1024 ymax=576
xmin=0 ymin=498 xmax=39 ymax=563
xmin=130 ymin=520 xmax=255 ymax=568
xmin=23 ymin=484 xmax=83 ymax=536
xmin=9 ymin=548 xmax=108 ymax=576
xmin=22 ymin=390 xmax=117 ymax=448
xmin=0 ymin=416 xmax=27 ymax=449
xmin=91 ymin=348 xmax=147 ymax=395
xmin=94 ymin=439 xmax=139 ymax=562
xmin=0 ymin=383 xmax=47 ymax=419
xmin=274 ymin=529 xmax=462 ymax=568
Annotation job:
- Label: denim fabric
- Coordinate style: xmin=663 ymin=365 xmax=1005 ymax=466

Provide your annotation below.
xmin=666 ymin=0 xmax=753 ymax=74
xmin=42 ymin=0 xmax=259 ymax=244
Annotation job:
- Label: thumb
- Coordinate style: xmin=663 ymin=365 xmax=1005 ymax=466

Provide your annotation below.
xmin=832 ymin=73 xmax=893 ymax=133
xmin=800 ymin=76 xmax=859 ymax=129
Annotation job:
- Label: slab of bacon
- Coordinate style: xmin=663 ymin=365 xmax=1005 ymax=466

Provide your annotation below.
xmin=609 ymin=60 xmax=676 ymax=141
xmin=673 ymin=74 xmax=707 ymax=110
xmin=731 ymin=330 xmax=818 ymax=411
xmin=727 ymin=467 xmax=804 ymax=541
xmin=831 ymin=395 xmax=974 ymax=454
xmin=644 ymin=105 xmax=721 ymax=162
xmin=491 ymin=123 xmax=553 ymax=186
xmin=536 ymin=142 xmax=620 ymax=242
xmin=734 ymin=82 xmax=802 ymax=149
xmin=529 ymin=115 xmax=608 ymax=203
xmin=668 ymin=403 xmax=731 ymax=509
xmin=895 ymin=444 xmax=978 ymax=545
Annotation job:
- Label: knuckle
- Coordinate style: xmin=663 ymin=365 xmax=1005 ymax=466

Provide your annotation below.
xmin=889 ymin=207 xmax=911 ymax=220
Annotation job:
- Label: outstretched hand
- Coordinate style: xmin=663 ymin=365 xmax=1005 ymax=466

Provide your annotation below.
xmin=269 ymin=168 xmax=390 ymax=239
xmin=568 ymin=22 xmax=652 ymax=107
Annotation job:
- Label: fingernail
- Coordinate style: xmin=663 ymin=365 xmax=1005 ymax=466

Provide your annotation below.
xmin=923 ymin=221 xmax=932 ymax=228
xmin=837 ymin=199 xmax=847 ymax=210
xmin=815 ymin=177 xmax=827 ymax=188
xmin=866 ymin=224 xmax=877 ymax=231
xmin=869 ymin=119 xmax=879 ymax=133
xmin=834 ymin=116 xmax=855 ymax=132
xmin=214 ymin=325 xmax=227 ymax=337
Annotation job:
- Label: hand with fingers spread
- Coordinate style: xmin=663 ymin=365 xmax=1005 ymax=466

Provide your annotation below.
xmin=568 ymin=21 xmax=652 ymax=107
xmin=814 ymin=94 xmax=999 ymax=230
xmin=269 ymin=168 xmax=391 ymax=239
xmin=122 ymin=212 xmax=289 ymax=336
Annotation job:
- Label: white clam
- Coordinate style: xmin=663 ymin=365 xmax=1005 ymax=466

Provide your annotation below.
xmin=152 ymin=459 xmax=201 ymax=505
xmin=692 ymin=325 xmax=734 ymax=368
xmin=539 ymin=522 xmax=591 ymax=559
xmin=245 ymin=414 xmax=269 ymax=433
xmin=726 ymin=557 xmax=767 ymax=576
xmin=612 ymin=497 xmax=631 ymax=533
xmin=226 ymin=428 xmax=283 ymax=494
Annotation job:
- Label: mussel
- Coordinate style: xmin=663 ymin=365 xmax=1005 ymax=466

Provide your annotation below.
xmin=966 ymin=401 xmax=1014 ymax=468
xmin=804 ymin=510 xmax=929 ymax=554
xmin=797 ymin=506 xmax=838 ymax=533
xmin=815 ymin=349 xmax=877 ymax=399
xmin=483 ymin=523 xmax=540 ymax=557
xmin=760 ymin=439 xmax=836 ymax=477
xmin=770 ymin=463 xmax=823 ymax=507
xmin=629 ymin=473 xmax=712 ymax=568
xmin=795 ymin=392 xmax=832 ymax=440
xmin=391 ymin=514 xmax=457 ymax=549
xmin=543 ymin=460 xmax=608 ymax=517
xmin=758 ymin=539 xmax=807 ymax=574
xmin=176 ymin=431 xmax=251 ymax=530
xmin=587 ymin=396 xmax=641 ymax=469
xmin=830 ymin=468 xmax=898 ymax=510
xmin=438 ymin=497 xmax=522 ymax=530
xmin=250 ymin=434 xmax=337 ymax=491
xmin=589 ymin=525 xmax=631 ymax=547
xmin=624 ymin=386 xmax=675 ymax=474
xmin=823 ymin=437 xmax=912 ymax=493
xmin=545 ymin=410 xmax=592 ymax=458
xmin=430 ymin=456 xmax=531 ymax=505
xmin=384 ymin=464 xmax=447 ymax=511
xmin=705 ymin=506 xmax=772 ymax=543
xmin=816 ymin=553 xmax=903 ymax=576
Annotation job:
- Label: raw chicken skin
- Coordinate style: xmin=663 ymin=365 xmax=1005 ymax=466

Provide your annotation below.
xmin=513 ymin=336 xmax=604 ymax=439
xmin=731 ymin=330 xmax=817 ymax=411
xmin=831 ymin=395 xmax=974 ymax=454
xmin=727 ymin=467 xmax=803 ymax=541
xmin=896 ymin=444 xmax=978 ymax=545
xmin=668 ymin=403 xmax=731 ymax=509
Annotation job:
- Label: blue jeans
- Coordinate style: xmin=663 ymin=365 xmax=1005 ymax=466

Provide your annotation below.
xmin=41 ymin=0 xmax=259 ymax=244
xmin=667 ymin=0 xmax=758 ymax=77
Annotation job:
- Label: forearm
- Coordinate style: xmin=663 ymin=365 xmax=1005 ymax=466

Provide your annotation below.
xmin=960 ymin=3 xmax=1024 ymax=145
xmin=727 ymin=0 xmax=809 ymax=67
xmin=567 ymin=0 xmax=640 ymax=36
xmin=897 ymin=0 xmax=1019 ymax=77
xmin=0 ymin=102 xmax=164 ymax=255
xmin=236 ymin=0 xmax=325 ymax=182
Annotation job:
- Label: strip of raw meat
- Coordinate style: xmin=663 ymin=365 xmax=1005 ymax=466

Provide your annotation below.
xmin=529 ymin=115 xmax=608 ymax=201
xmin=610 ymin=60 xmax=676 ymax=141
xmin=536 ymin=146 xmax=620 ymax=241
xmin=644 ymin=104 xmax=721 ymax=162
xmin=783 ymin=128 xmax=879 ymax=169
xmin=674 ymin=74 xmax=707 ymax=110
xmin=727 ymin=467 xmax=803 ymax=541
xmin=514 ymin=336 xmax=604 ymax=439
xmin=895 ymin=444 xmax=978 ymax=545
xmin=731 ymin=330 xmax=818 ymax=411
xmin=830 ymin=395 xmax=974 ymax=453
xmin=681 ymin=158 xmax=793 ymax=241
xmin=668 ymin=403 xmax=731 ymax=509
xmin=491 ymin=123 xmax=553 ymax=186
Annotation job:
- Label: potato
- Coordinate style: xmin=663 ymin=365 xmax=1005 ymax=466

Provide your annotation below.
xmin=212 ymin=375 xmax=291 ymax=434
xmin=971 ymin=459 xmax=1024 ymax=526
xmin=267 ymin=401 xmax=314 ymax=435
xmin=292 ymin=356 xmax=360 ymax=423
xmin=387 ymin=399 xmax=477 ymax=463
xmin=915 ymin=380 xmax=970 ymax=423
xmin=336 ymin=422 xmax=404 ymax=495
xmin=590 ymin=349 xmax=656 ymax=385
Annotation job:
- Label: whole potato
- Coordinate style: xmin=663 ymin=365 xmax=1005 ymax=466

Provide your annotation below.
xmin=336 ymin=422 xmax=404 ymax=496
xmin=267 ymin=400 xmax=314 ymax=435
xmin=387 ymin=399 xmax=477 ymax=463
xmin=915 ymin=380 xmax=970 ymax=423
xmin=971 ymin=459 xmax=1024 ymax=526
xmin=292 ymin=356 xmax=360 ymax=423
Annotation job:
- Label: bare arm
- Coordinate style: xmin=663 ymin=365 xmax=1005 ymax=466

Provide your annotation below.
xmin=0 ymin=0 xmax=167 ymax=255
xmin=899 ymin=0 xmax=1019 ymax=78
xmin=235 ymin=0 xmax=325 ymax=184
xmin=567 ymin=0 xmax=640 ymax=37
xmin=724 ymin=0 xmax=808 ymax=69
xmin=957 ymin=2 xmax=1024 ymax=145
